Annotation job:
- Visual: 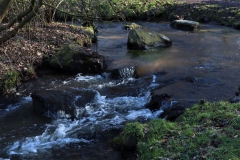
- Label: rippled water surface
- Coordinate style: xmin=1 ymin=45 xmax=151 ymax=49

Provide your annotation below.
xmin=1 ymin=21 xmax=240 ymax=159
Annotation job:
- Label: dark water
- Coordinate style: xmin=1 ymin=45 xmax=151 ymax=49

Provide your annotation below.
xmin=1 ymin=21 xmax=240 ymax=159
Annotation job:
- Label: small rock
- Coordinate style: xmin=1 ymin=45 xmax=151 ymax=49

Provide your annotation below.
xmin=124 ymin=23 xmax=141 ymax=30
xmin=171 ymin=20 xmax=200 ymax=31
xmin=110 ymin=66 xmax=138 ymax=80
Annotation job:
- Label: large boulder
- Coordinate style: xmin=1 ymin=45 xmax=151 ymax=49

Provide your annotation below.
xmin=31 ymin=89 xmax=97 ymax=119
xmin=170 ymin=20 xmax=200 ymax=31
xmin=127 ymin=29 xmax=172 ymax=50
xmin=49 ymin=44 xmax=106 ymax=74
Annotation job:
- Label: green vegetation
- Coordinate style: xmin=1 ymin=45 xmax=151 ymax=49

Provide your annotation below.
xmin=54 ymin=0 xmax=240 ymax=29
xmin=55 ymin=0 xmax=175 ymax=21
xmin=112 ymin=101 xmax=240 ymax=159
xmin=0 ymin=67 xmax=19 ymax=93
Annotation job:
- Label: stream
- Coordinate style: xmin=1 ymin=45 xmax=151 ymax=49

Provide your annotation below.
xmin=1 ymin=21 xmax=240 ymax=159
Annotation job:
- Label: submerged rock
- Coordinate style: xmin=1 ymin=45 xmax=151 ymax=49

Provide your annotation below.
xmin=127 ymin=29 xmax=172 ymax=50
xmin=31 ymin=89 xmax=97 ymax=119
xmin=171 ymin=20 xmax=199 ymax=31
xmin=110 ymin=66 xmax=138 ymax=80
xmin=49 ymin=44 xmax=106 ymax=74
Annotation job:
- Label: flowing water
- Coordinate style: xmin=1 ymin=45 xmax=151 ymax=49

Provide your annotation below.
xmin=1 ymin=21 xmax=240 ymax=159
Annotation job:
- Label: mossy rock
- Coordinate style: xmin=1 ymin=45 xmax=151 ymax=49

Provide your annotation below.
xmin=49 ymin=44 xmax=106 ymax=74
xmin=127 ymin=29 xmax=172 ymax=50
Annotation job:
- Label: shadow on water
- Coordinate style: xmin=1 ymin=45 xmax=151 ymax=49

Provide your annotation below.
xmin=1 ymin=21 xmax=240 ymax=159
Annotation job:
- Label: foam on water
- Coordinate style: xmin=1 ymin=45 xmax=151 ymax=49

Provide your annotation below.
xmin=6 ymin=74 xmax=162 ymax=156
xmin=150 ymin=75 xmax=159 ymax=87
xmin=94 ymin=78 xmax=136 ymax=89
xmin=8 ymin=122 xmax=90 ymax=155
xmin=63 ymin=73 xmax=103 ymax=85
xmin=74 ymin=73 xmax=103 ymax=82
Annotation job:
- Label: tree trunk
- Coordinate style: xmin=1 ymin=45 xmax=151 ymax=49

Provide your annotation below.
xmin=0 ymin=0 xmax=13 ymax=23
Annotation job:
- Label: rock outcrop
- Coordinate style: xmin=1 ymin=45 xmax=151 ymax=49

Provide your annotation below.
xmin=127 ymin=29 xmax=172 ymax=50
xmin=49 ymin=44 xmax=106 ymax=74
xmin=171 ymin=20 xmax=200 ymax=31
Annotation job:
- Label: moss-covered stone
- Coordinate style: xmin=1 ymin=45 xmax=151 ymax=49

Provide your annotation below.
xmin=127 ymin=29 xmax=172 ymax=50
xmin=49 ymin=44 xmax=106 ymax=74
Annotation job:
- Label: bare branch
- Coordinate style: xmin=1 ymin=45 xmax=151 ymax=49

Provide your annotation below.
xmin=52 ymin=0 xmax=64 ymax=22
xmin=0 ymin=0 xmax=35 ymax=32
xmin=0 ymin=0 xmax=43 ymax=44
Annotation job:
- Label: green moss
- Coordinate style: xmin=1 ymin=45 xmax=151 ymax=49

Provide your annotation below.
xmin=113 ymin=101 xmax=240 ymax=159
xmin=56 ymin=0 xmax=176 ymax=21
xmin=49 ymin=44 xmax=76 ymax=68
xmin=0 ymin=68 xmax=19 ymax=93
xmin=81 ymin=26 xmax=97 ymax=44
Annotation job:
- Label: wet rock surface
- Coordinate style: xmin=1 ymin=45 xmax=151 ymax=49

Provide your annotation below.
xmin=145 ymin=94 xmax=184 ymax=120
xmin=110 ymin=66 xmax=138 ymax=80
xmin=31 ymin=89 xmax=97 ymax=119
